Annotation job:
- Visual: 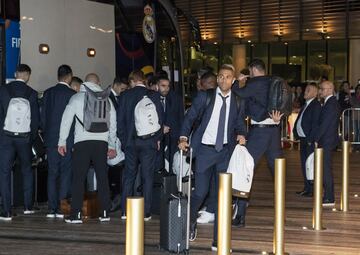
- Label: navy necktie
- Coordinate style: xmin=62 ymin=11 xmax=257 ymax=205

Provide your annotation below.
xmin=215 ymin=93 xmax=228 ymax=152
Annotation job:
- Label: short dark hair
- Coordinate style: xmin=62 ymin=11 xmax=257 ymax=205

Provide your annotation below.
xmin=71 ymin=76 xmax=83 ymax=84
xmin=157 ymin=75 xmax=169 ymax=83
xmin=113 ymin=77 xmax=128 ymax=87
xmin=248 ymin=59 xmax=266 ymax=72
xmin=16 ymin=64 xmax=31 ymax=74
xmin=58 ymin=65 xmax=72 ymax=80
xmin=200 ymin=71 xmax=216 ymax=81
xmin=156 ymin=70 xmax=169 ymax=79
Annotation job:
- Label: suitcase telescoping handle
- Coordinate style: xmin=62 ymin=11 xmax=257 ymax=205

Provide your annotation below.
xmin=181 ymin=148 xmax=192 ymax=251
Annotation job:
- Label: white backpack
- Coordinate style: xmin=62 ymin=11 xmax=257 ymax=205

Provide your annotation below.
xmin=3 ymin=87 xmax=32 ymax=135
xmin=134 ymin=94 xmax=160 ymax=136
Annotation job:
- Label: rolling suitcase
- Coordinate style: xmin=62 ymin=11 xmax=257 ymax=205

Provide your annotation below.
xmin=151 ymin=169 xmax=178 ymax=215
xmin=160 ymin=149 xmax=192 ymax=254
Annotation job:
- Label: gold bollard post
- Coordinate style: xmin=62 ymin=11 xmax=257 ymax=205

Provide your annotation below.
xmin=270 ymin=158 xmax=288 ymax=255
xmin=126 ymin=197 xmax=144 ymax=255
xmin=312 ymin=148 xmax=325 ymax=230
xmin=341 ymin=141 xmax=350 ymax=212
xmin=218 ymin=173 xmax=232 ymax=255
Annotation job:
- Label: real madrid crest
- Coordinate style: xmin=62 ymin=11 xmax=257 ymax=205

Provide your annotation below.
xmin=143 ymin=4 xmax=156 ymax=43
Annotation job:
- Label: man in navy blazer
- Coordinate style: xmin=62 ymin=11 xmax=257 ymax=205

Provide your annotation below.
xmin=117 ymin=70 xmax=163 ymax=221
xmin=179 ymin=64 xmax=246 ymax=250
xmin=315 ymin=81 xmax=341 ymax=206
xmin=0 ymin=64 xmax=39 ymax=220
xmin=41 ymin=65 xmax=76 ymax=218
xmin=154 ymin=76 xmax=184 ymax=171
xmin=231 ymin=59 xmax=283 ymax=227
xmin=293 ymin=82 xmax=321 ymax=197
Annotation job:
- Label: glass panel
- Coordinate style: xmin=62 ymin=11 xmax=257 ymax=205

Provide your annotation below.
xmin=252 ymin=43 xmax=269 ymax=72
xmin=203 ymin=42 xmax=219 ymax=73
xmin=288 ymin=41 xmax=306 ymax=82
xmin=328 ymin=39 xmax=348 ymax=83
xmin=221 ymin=43 xmax=233 ymax=65
xmin=308 ymin=40 xmax=327 ymax=81
xmin=270 ymin=42 xmax=286 ymax=74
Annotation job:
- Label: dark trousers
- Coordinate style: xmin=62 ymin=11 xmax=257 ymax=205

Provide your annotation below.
xmin=323 ymin=147 xmax=335 ymax=201
xmin=237 ymin=126 xmax=283 ymax=217
xmin=203 ymin=171 xmax=216 ymax=213
xmin=121 ymin=138 xmax=157 ymax=215
xmin=299 ymin=138 xmax=314 ymax=192
xmin=190 ymin=144 xmax=230 ymax=242
xmin=47 ymin=146 xmax=72 ymax=210
xmin=70 ymin=141 xmax=110 ymax=215
xmin=0 ymin=136 xmax=33 ymax=212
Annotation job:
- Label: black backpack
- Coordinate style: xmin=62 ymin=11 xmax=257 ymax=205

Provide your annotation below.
xmin=267 ymin=76 xmax=292 ymax=116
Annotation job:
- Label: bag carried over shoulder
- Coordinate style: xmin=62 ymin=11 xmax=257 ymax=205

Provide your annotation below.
xmin=3 ymin=86 xmax=32 ymax=137
xmin=267 ymin=76 xmax=292 ymax=116
xmin=78 ymin=85 xmax=111 ymax=133
xmin=227 ymin=144 xmax=255 ymax=198
xmin=134 ymin=92 xmax=161 ymax=137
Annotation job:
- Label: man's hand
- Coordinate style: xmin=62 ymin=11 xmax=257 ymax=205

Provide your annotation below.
xmin=237 ymin=135 xmax=246 ymax=145
xmin=237 ymin=74 xmax=249 ymax=83
xmin=107 ymin=148 xmax=117 ymax=159
xmin=58 ymin=146 xmax=67 ymax=157
xmin=269 ymin=110 xmax=284 ymax=123
xmin=178 ymin=138 xmax=189 ymax=152
xmin=163 ymin=126 xmax=171 ymax=134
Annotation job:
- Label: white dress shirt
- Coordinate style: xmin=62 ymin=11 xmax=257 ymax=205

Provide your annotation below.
xmin=202 ymin=87 xmax=231 ymax=145
xmin=296 ymin=98 xmax=315 ymax=138
xmin=324 ymin=95 xmax=333 ymax=105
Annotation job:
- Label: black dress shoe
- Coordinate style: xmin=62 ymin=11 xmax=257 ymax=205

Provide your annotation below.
xmin=232 ymin=215 xmax=245 ymax=227
xmin=302 ymin=191 xmax=313 ymax=197
xmin=189 ymin=222 xmax=197 ymax=241
xmin=296 ymin=190 xmax=306 ymax=195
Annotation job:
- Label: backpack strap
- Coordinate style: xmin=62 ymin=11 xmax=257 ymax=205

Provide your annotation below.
xmin=75 ymin=115 xmax=84 ymax=127
xmin=193 ymin=89 xmax=216 ymax=130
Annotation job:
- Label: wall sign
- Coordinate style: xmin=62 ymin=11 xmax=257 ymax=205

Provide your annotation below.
xmin=142 ymin=4 xmax=156 ymax=44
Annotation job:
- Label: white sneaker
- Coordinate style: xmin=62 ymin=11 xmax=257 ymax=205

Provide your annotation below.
xmin=197 ymin=211 xmax=215 ymax=224
xmin=24 ymin=209 xmax=35 ymax=215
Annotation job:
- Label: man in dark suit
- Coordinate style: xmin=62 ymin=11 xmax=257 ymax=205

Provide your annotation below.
xmin=109 ymin=77 xmax=129 ymax=110
xmin=231 ymin=59 xmax=283 ymax=227
xmin=179 ymin=64 xmax=246 ymax=251
xmin=117 ymin=70 xmax=163 ymax=221
xmin=0 ymin=64 xmax=39 ymax=220
xmin=41 ymin=65 xmax=76 ymax=218
xmin=293 ymin=82 xmax=321 ymax=197
xmin=315 ymin=80 xmax=341 ymax=206
xmin=155 ymin=76 xmax=184 ymax=171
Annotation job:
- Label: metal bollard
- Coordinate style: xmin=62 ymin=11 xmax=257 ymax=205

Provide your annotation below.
xmin=312 ymin=148 xmax=324 ymax=230
xmin=126 ymin=197 xmax=144 ymax=255
xmin=272 ymin=158 xmax=288 ymax=255
xmin=218 ymin=173 xmax=232 ymax=255
xmin=341 ymin=141 xmax=350 ymax=212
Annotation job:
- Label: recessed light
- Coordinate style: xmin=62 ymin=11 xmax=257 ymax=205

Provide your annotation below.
xmin=87 ymin=48 xmax=96 ymax=57
xmin=39 ymin=44 xmax=50 ymax=54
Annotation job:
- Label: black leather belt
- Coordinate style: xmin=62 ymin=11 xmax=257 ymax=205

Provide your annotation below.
xmin=4 ymin=130 xmax=30 ymax=138
xmin=136 ymin=130 xmax=159 ymax=140
xmin=251 ymin=124 xmax=279 ymax=128
xmin=202 ymin=143 xmax=228 ymax=148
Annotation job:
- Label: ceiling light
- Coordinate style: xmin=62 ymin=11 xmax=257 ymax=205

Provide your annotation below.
xmin=39 ymin=44 xmax=49 ymax=54
xmin=87 ymin=48 xmax=96 ymax=57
